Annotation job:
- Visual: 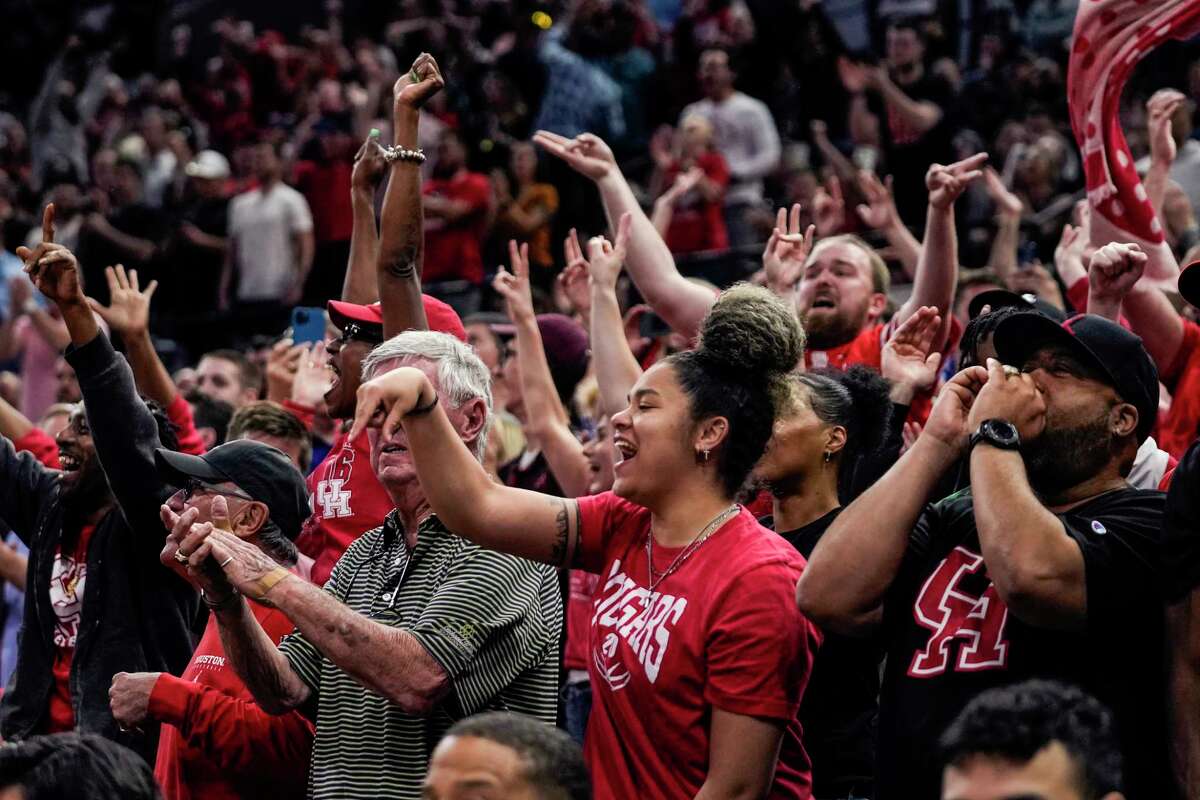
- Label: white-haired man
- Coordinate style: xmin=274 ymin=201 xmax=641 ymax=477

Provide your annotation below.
xmin=166 ymin=331 xmax=563 ymax=800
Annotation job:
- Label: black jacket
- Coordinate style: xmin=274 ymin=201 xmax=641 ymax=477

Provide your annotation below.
xmin=0 ymin=332 xmax=198 ymax=760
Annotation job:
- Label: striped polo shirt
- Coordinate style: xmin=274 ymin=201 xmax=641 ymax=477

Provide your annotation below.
xmin=278 ymin=512 xmax=562 ymax=799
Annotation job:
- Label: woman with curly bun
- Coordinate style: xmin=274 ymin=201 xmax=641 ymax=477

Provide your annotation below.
xmin=350 ymin=284 xmax=823 ymax=799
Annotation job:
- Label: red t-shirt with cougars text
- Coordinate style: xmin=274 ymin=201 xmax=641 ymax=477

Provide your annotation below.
xmin=576 ymin=492 xmax=820 ymax=799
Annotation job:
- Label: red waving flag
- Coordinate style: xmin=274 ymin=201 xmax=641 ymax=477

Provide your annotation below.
xmin=1067 ymin=0 xmax=1200 ymax=288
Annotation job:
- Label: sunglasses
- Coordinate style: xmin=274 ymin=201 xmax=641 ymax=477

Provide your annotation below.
xmin=169 ymin=477 xmax=253 ymax=509
xmin=335 ymin=322 xmax=384 ymax=346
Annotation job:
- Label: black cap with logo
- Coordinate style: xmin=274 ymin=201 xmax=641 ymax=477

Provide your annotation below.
xmin=991 ymin=313 xmax=1159 ymax=442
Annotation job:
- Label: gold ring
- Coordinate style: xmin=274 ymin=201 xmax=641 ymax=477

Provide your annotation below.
xmin=1002 ymin=365 xmax=1020 ymax=378
xmin=219 ymin=556 xmax=235 ymax=568
xmin=173 ymin=549 xmax=190 ymax=564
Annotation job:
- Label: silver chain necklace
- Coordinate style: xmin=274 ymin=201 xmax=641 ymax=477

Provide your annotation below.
xmin=645 ymin=505 xmax=739 ymax=595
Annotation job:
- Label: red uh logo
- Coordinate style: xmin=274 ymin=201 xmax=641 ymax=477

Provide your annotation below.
xmin=908 ymin=546 xmax=1009 ymax=678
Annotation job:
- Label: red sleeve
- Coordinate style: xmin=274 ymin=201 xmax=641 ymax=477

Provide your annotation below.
xmin=575 ymin=491 xmax=644 ymax=575
xmin=462 ymin=175 xmax=492 ymax=211
xmin=148 ymin=674 xmax=314 ymax=776
xmin=704 ymin=559 xmax=819 ymax=721
xmin=1066 ymin=276 xmax=1090 ymax=315
xmin=13 ymin=428 xmax=60 ymax=470
xmin=702 ymin=152 xmax=730 ymax=187
xmin=167 ymin=393 xmax=207 ymax=456
xmin=281 ymin=400 xmax=316 ymax=432
xmin=1163 ymin=319 xmax=1200 ymax=390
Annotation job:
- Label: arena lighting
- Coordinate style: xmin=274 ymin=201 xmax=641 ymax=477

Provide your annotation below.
xmin=531 ymin=11 xmax=552 ymax=29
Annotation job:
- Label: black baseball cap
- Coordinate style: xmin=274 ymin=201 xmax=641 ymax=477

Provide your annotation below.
xmin=1179 ymin=260 xmax=1200 ymax=308
xmin=967 ymin=289 xmax=1068 ymax=323
xmin=154 ymin=440 xmax=310 ymax=540
xmin=992 ymin=313 xmax=1159 ymax=442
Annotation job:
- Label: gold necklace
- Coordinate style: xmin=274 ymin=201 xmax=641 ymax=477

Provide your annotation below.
xmin=645 ymin=505 xmax=739 ymax=594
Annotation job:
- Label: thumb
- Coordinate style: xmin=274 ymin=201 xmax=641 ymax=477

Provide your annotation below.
xmin=211 ymin=495 xmax=233 ymax=532
xmin=855 ymin=204 xmax=871 ymax=223
xmin=925 ymin=352 xmax=941 ymax=370
xmin=86 ymin=297 xmax=106 ymax=315
xmin=985 ymin=357 xmax=1005 ymax=383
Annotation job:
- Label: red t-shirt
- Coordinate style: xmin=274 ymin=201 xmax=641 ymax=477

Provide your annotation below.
xmin=1159 ymin=319 xmax=1200 ymax=459
xmin=150 ymin=602 xmax=313 ymax=800
xmin=577 ymin=493 xmax=820 ymax=799
xmin=664 ymin=152 xmax=730 ymax=255
xmin=806 ymin=317 xmax=962 ymax=426
xmin=564 ymin=570 xmax=600 ymax=672
xmin=296 ymin=428 xmax=394 ymax=586
xmin=168 ymin=393 xmax=208 ymax=457
xmin=46 ymin=524 xmax=96 ymax=733
xmin=422 ymin=171 xmax=492 ymax=285
xmin=294 ymin=159 xmax=354 ymax=244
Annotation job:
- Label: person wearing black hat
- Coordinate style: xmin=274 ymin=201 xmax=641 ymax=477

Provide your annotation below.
xmin=797 ymin=311 xmax=1178 ymax=799
xmin=108 ymin=439 xmax=315 ymax=800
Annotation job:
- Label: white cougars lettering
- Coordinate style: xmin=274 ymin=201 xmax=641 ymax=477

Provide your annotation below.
xmin=591 ymin=559 xmax=687 ymax=688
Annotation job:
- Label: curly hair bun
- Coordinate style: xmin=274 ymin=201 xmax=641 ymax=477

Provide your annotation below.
xmin=697 ymin=283 xmax=805 ymax=377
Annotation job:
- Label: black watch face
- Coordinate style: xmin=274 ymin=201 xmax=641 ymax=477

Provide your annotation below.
xmin=982 ymin=419 xmax=1019 ymax=447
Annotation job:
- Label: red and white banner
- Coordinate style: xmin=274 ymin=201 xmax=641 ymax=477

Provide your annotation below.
xmin=1067 ymin=0 xmax=1200 ymax=289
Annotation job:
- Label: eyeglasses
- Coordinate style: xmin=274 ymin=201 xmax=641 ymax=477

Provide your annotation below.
xmin=334 ymin=323 xmax=384 ymax=347
xmin=170 ymin=478 xmax=254 ymax=508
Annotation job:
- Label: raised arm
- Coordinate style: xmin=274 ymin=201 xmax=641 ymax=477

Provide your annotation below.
xmin=493 ymin=240 xmax=591 ymax=498
xmin=586 ymin=215 xmax=643 ymax=419
xmin=897 ymin=153 xmax=987 ymax=331
xmin=376 ymin=53 xmax=445 ymax=339
xmin=1087 ymin=241 xmax=1184 ymax=371
xmin=341 ymin=131 xmax=388 ymax=305
xmin=1146 ymin=89 xmax=1186 ymax=217
xmin=796 ymin=366 xmax=987 ymax=634
xmin=533 ymin=130 xmax=714 ymax=340
xmin=981 ymin=167 xmax=1024 ymax=283
xmin=966 ymin=359 xmax=1087 ymax=630
xmin=650 ymin=168 xmax=703 ymax=240
xmin=23 ymin=232 xmax=174 ymax=534
xmin=349 ymin=367 xmax=584 ymax=568
xmin=855 ymin=170 xmax=921 ymax=279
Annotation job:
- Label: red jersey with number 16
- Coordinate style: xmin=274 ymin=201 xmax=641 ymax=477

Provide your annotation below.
xmin=297 ymin=429 xmax=394 ymax=586
xmin=576 ymin=492 xmax=820 ymax=799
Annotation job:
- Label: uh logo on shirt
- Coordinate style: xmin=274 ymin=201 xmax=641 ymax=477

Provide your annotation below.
xmin=590 ymin=559 xmax=688 ymax=691
xmin=315 ymin=441 xmax=356 ymax=519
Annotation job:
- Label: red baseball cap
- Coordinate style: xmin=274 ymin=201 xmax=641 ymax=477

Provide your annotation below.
xmin=327 ymin=296 xmax=467 ymax=342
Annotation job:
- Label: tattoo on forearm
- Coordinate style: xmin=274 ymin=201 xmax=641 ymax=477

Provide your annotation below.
xmin=551 ymin=499 xmax=570 ymax=568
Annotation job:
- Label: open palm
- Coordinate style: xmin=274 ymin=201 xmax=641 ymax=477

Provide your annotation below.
xmin=88 ymin=265 xmax=156 ymax=336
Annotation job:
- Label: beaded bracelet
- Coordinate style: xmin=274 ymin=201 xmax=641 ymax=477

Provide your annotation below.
xmin=382 ymin=145 xmax=427 ymax=165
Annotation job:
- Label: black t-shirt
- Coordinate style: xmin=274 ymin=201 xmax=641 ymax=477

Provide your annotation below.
xmin=876 ymin=487 xmax=1174 ymax=800
xmin=771 ymin=508 xmax=883 ymax=798
xmin=1164 ymin=440 xmax=1200 ymax=603
xmin=77 ymin=203 xmax=171 ymax=307
xmin=160 ymin=196 xmax=229 ymax=314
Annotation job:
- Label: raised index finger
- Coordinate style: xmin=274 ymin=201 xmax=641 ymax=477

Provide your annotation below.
xmin=41 ymin=204 xmax=56 ymax=245
xmin=950 ymin=152 xmax=989 ymax=174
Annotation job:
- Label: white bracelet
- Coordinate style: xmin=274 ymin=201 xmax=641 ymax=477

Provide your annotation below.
xmin=382 ymin=145 xmax=427 ymax=165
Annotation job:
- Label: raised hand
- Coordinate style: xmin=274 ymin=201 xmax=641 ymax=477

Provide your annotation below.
xmin=585 ymin=212 xmax=633 ymax=291
xmin=292 ymin=342 xmax=333 ymax=408
xmin=881 ymin=305 xmax=942 ymax=403
xmin=662 ymin=167 xmax=704 ymax=205
xmin=926 ymin=152 xmax=988 ymax=210
xmin=532 ymin=130 xmax=616 ymax=181
xmin=393 ymin=52 xmax=445 ymax=111
xmin=348 ymin=365 xmax=431 ymax=441
xmin=982 ymin=166 xmax=1023 ymax=218
xmin=922 ymin=364 xmax=990 ymax=455
xmin=493 ymin=240 xmax=535 ymax=322
xmin=1088 ymin=242 xmax=1148 ymax=301
xmin=17 ymin=205 xmax=87 ymax=308
xmin=1148 ymin=88 xmax=1186 ymax=167
xmin=762 ymin=203 xmax=815 ymax=296
xmin=265 ymin=338 xmax=304 ymax=403
xmin=87 ymin=265 xmax=157 ymax=337
xmin=967 ymin=358 xmax=1047 ymax=443
xmin=837 ymin=56 xmax=869 ymax=93
xmin=812 ymin=175 xmax=845 ymax=237
xmin=855 ymin=171 xmax=900 ymax=231
xmin=351 ymin=130 xmax=388 ymax=191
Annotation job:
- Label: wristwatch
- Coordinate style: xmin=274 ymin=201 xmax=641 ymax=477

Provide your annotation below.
xmin=969 ymin=419 xmax=1020 ymax=452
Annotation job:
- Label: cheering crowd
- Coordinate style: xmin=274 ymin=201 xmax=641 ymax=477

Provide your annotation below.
xmin=0 ymin=1 xmax=1198 ymax=798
